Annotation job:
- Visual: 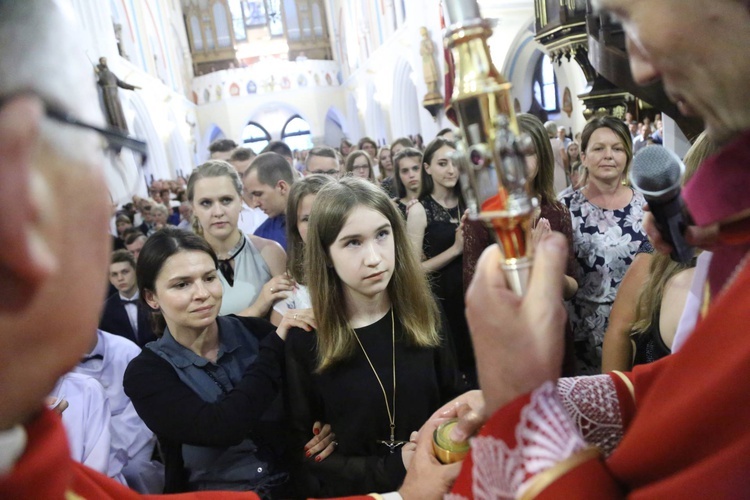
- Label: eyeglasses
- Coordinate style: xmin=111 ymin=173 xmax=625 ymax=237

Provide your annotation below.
xmin=45 ymin=103 xmax=148 ymax=166
xmin=0 ymin=93 xmax=148 ymax=167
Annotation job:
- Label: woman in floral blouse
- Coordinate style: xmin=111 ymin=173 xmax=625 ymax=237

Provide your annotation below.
xmin=560 ymin=116 xmax=647 ymax=375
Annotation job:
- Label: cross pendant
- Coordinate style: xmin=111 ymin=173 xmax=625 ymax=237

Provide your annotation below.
xmin=377 ymin=439 xmax=408 ymax=453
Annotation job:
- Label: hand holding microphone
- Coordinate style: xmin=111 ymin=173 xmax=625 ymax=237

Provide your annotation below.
xmin=630 ymin=147 xmax=695 ymax=263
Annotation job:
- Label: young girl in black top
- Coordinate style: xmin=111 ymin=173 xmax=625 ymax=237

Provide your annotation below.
xmin=285 ymin=177 xmax=464 ymax=497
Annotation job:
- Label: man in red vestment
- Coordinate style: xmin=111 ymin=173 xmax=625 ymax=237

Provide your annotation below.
xmin=390 ymin=0 xmax=750 ymax=498
xmin=0 ymin=2 xmax=257 ymax=498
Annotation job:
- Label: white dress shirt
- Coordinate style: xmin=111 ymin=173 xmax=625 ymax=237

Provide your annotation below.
xmin=238 ymin=201 xmax=268 ymax=235
xmin=50 ymin=372 xmax=112 ymax=476
xmin=672 ymin=251 xmax=712 ymax=353
xmin=119 ymin=291 xmax=140 ymax=337
xmin=74 ymin=330 xmax=164 ymax=493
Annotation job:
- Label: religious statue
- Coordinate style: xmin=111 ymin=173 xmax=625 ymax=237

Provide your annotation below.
xmin=419 ymin=27 xmax=443 ymax=118
xmin=113 ymin=23 xmax=129 ymax=61
xmin=95 ymin=57 xmax=139 ymax=133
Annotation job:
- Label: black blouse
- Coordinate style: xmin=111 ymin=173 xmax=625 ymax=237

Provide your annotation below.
xmin=284 ymin=310 xmax=465 ymax=497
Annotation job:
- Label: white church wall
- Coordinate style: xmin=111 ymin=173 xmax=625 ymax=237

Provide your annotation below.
xmin=66 ymin=0 xmax=198 ymax=204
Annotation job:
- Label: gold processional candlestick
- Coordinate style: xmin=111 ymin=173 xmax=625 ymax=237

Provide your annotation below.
xmin=444 ymin=0 xmax=537 ymax=296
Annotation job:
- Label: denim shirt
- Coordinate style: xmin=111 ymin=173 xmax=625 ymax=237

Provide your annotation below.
xmin=146 ymin=316 xmax=279 ymax=492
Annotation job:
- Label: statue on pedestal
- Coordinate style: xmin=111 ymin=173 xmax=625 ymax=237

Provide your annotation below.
xmin=95 ymin=57 xmax=139 ymax=133
xmin=420 ymin=27 xmax=443 ymax=118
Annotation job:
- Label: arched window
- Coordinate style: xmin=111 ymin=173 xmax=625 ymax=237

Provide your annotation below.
xmin=190 ymin=15 xmax=204 ymax=51
xmin=281 ymin=115 xmax=313 ymax=151
xmin=532 ymin=54 xmax=559 ymax=112
xmin=266 ymin=0 xmax=284 ymax=37
xmin=311 ymin=2 xmax=323 ymax=36
xmin=283 ymin=0 xmax=300 ymax=40
xmin=228 ymin=0 xmax=247 ymax=41
xmin=242 ymin=122 xmax=271 ymax=153
xmin=213 ymin=2 xmax=232 ymax=48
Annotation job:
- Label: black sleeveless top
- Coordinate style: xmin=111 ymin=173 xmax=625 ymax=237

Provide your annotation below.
xmin=632 ymin=324 xmax=671 ymax=366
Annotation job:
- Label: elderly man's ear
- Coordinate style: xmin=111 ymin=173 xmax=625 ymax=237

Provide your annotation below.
xmin=0 ymin=95 xmax=58 ymax=311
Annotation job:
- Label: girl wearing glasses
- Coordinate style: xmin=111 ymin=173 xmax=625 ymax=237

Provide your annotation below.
xmin=345 ymin=150 xmax=375 ymax=182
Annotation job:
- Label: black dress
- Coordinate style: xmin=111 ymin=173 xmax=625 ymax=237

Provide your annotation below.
xmin=284 ymin=310 xmax=465 ymax=497
xmin=632 ymin=324 xmax=672 ymax=366
xmin=420 ymin=196 xmax=475 ymax=381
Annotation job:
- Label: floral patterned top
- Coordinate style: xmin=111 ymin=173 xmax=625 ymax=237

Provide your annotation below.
xmin=561 ymin=188 xmax=647 ymax=374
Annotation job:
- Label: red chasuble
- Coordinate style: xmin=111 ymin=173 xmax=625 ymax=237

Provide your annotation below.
xmin=0 ymin=409 xmax=259 ymax=500
xmin=450 ymin=230 xmax=750 ymax=498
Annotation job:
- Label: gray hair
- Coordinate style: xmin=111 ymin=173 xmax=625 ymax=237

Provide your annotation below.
xmin=543 ymin=121 xmax=558 ymax=137
xmin=151 ymin=203 xmax=169 ymax=216
xmin=0 ymin=1 xmax=105 ymax=161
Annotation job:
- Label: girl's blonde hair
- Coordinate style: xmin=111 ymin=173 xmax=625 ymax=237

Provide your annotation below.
xmin=630 ymin=132 xmax=718 ymax=343
xmin=305 ymin=177 xmax=441 ymax=371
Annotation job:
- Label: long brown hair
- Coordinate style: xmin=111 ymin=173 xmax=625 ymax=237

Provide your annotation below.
xmin=305 ymin=177 xmax=440 ymax=371
xmin=285 ymin=174 xmax=334 ymax=283
xmin=517 ymin=113 xmax=557 ymax=204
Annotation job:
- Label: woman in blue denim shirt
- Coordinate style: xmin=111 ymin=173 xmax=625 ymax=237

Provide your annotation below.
xmin=124 ymin=228 xmax=332 ymax=496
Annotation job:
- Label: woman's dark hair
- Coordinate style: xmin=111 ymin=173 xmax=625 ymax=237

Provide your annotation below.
xmin=357 ymin=136 xmax=377 ymax=152
xmin=136 ymin=227 xmax=218 ymax=337
xmin=418 ymin=137 xmax=462 ymax=201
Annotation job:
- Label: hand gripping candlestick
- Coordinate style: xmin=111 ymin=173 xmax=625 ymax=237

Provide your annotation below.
xmin=444 ymin=0 xmax=536 ymax=296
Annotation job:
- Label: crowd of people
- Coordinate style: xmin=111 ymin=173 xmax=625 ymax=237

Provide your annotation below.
xmin=69 ymin=102 xmax=718 ymax=496
xmin=3 ymin=0 xmax=750 ymax=498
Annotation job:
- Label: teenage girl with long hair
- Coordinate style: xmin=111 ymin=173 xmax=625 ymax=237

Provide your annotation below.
xmin=284 ymin=177 xmax=464 ymax=497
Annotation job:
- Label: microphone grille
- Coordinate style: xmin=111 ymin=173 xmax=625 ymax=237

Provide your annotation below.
xmin=629 ymin=146 xmax=684 ymax=194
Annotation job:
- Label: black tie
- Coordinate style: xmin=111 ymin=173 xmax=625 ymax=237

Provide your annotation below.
xmin=218 ymin=237 xmax=246 ymax=287
xmin=121 ymin=298 xmax=138 ymax=305
xmin=218 ymin=259 xmax=235 ymax=287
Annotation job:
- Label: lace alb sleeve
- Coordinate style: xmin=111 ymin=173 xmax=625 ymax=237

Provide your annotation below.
xmin=448 ymin=382 xmax=589 ymax=499
xmin=557 ymin=375 xmax=624 ymax=456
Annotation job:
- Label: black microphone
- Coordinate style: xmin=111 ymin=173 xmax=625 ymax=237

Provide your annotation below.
xmin=630 ymin=146 xmax=694 ymax=263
